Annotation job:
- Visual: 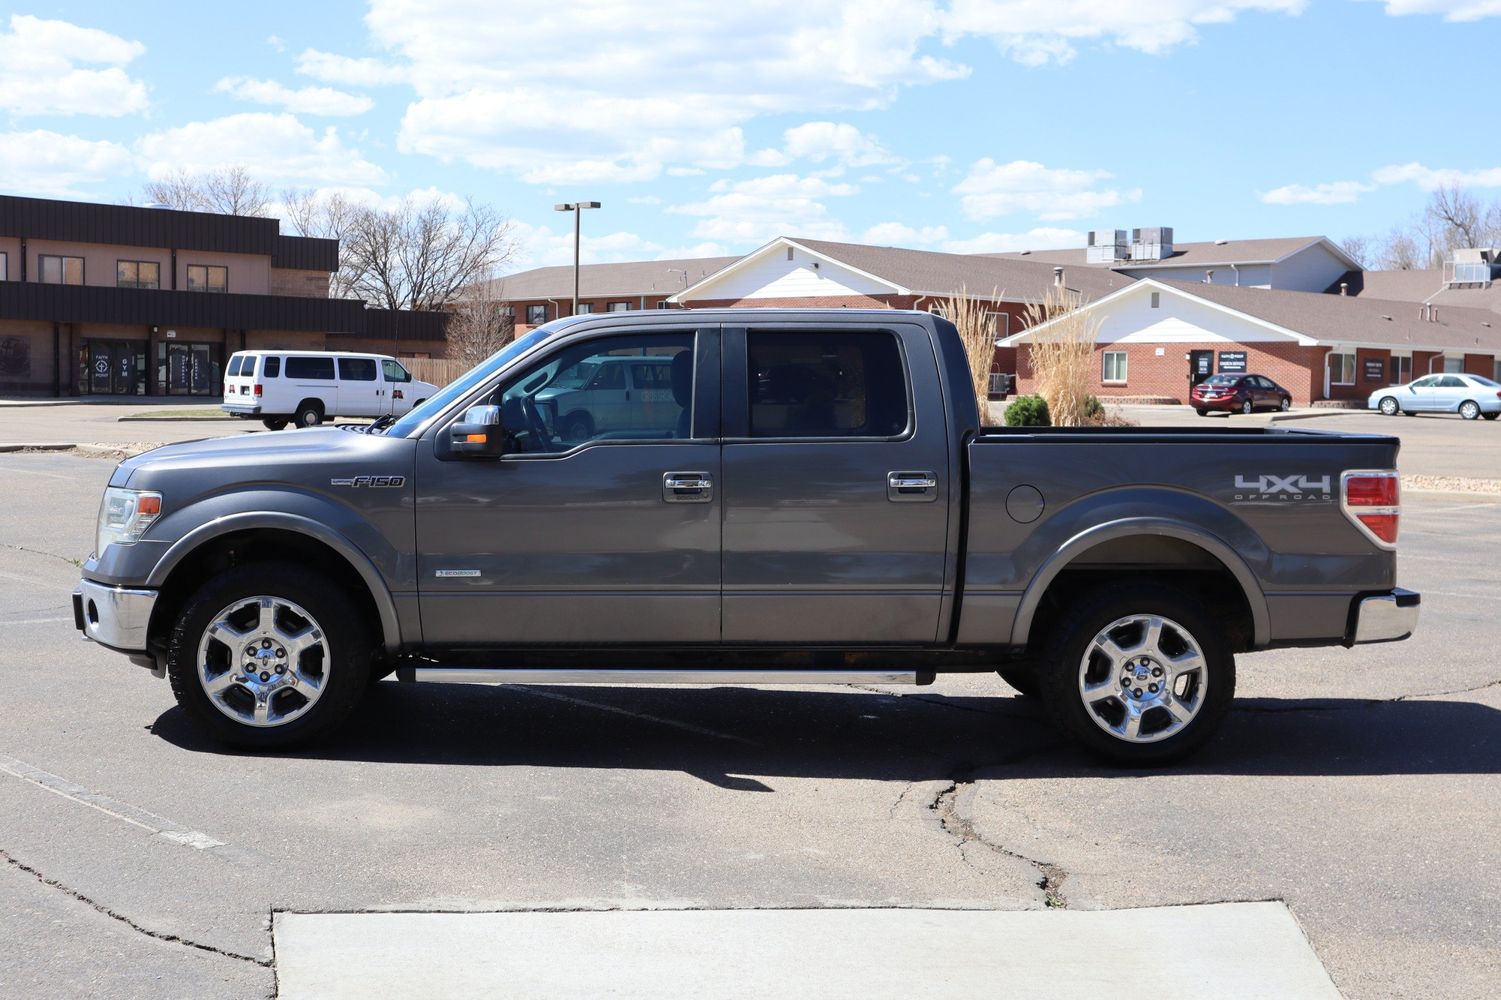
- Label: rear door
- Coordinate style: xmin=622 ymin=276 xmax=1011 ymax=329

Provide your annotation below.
xmin=223 ymin=353 xmax=253 ymax=404
xmin=336 ymin=356 xmax=381 ymax=416
xmin=719 ymin=323 xmax=951 ymax=644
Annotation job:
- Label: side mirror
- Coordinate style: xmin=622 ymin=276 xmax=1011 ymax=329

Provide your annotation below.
xmin=450 ymin=405 xmax=509 ymax=458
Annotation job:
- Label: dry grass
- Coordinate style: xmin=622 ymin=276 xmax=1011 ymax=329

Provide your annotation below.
xmin=1023 ymin=287 xmax=1100 ymax=427
xmin=930 ymin=286 xmax=1002 ymax=421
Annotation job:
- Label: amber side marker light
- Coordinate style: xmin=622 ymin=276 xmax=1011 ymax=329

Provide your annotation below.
xmin=465 ymin=434 xmax=487 ymax=444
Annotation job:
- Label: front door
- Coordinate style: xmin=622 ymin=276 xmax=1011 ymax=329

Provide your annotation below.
xmin=1188 ymin=350 xmax=1214 ymax=388
xmin=415 ymin=328 xmax=721 ymax=645
xmin=719 ymin=324 xmax=952 ymax=644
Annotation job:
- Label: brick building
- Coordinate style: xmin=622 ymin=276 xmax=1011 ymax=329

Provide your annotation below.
xmin=483 ymin=256 xmax=738 ymax=334
xmin=0 ymin=194 xmax=448 ymax=397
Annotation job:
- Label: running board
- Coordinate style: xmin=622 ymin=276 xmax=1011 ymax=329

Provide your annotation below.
xmin=396 ymin=667 xmax=927 ymax=686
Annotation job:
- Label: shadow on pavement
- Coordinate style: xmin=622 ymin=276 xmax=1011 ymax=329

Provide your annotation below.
xmin=150 ymin=684 xmax=1501 ymax=787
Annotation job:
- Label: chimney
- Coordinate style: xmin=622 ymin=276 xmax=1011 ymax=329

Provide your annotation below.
xmin=1431 ymin=306 xmax=1438 ymax=322
xmin=1053 ymin=266 xmax=1064 ymax=288
xmin=1339 ymin=282 xmax=1348 ymax=296
xmin=1420 ymin=304 xmax=1429 ymax=321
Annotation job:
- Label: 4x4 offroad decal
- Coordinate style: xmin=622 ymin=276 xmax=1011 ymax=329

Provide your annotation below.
xmin=1232 ymin=474 xmax=1332 ymax=502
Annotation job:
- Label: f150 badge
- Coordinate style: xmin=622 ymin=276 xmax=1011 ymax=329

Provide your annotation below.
xmin=1232 ymin=474 xmax=1332 ymax=502
xmin=330 ymin=475 xmax=406 ymax=488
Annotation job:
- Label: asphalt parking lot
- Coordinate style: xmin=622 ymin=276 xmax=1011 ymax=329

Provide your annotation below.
xmin=0 ymin=415 xmax=1497 ymax=998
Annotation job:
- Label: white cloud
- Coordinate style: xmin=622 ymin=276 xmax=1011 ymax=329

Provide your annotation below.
xmin=296 ymin=48 xmax=409 ymax=87
xmin=0 ymin=14 xmax=148 ymax=117
xmin=1371 ymin=162 xmax=1501 ymax=189
xmin=1360 ymin=0 xmax=1501 ymax=20
xmin=0 ymin=130 xmax=134 ymax=198
xmin=783 ymin=122 xmax=896 ymax=167
xmin=668 ymin=173 xmax=857 ymax=243
xmin=137 ymin=113 xmax=387 ymax=188
xmin=863 ymin=222 xmax=949 ymax=246
xmin=1260 ymin=180 xmax=1377 ymax=205
xmin=214 ymin=77 xmax=374 ymax=116
xmin=941 ymin=228 xmax=1088 ymax=254
xmin=941 ymin=0 xmax=1306 ymax=65
xmin=953 ymin=159 xmax=1140 ymax=220
xmin=506 ymin=224 xmax=727 ymax=270
xmin=266 ymin=34 xmax=286 ymax=52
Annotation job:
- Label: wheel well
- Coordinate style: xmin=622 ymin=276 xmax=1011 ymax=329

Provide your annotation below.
xmin=296 ymin=398 xmax=324 ymax=415
xmin=150 ymin=528 xmax=382 ymax=650
xmin=1025 ymin=536 xmax=1255 ymax=654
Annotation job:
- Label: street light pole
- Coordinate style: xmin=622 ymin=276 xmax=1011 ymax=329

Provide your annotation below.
xmin=554 ymin=201 xmax=601 ymax=316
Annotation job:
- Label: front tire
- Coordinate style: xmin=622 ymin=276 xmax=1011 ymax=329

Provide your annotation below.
xmin=1379 ymin=396 xmax=1399 ymax=416
xmin=261 ymin=418 xmax=288 ymax=431
xmin=1484 ymin=412 xmax=1499 ymax=421
xmin=1036 ymin=583 xmax=1235 ymax=765
xmin=1279 ymin=396 xmax=1291 ymax=411
xmin=1460 ymin=400 xmax=1481 ymax=420
xmin=166 ymin=563 xmax=372 ymax=748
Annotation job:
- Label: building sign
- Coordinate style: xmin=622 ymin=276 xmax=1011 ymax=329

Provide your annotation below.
xmin=1364 ymin=359 xmax=1386 ymax=382
xmin=1217 ymin=351 xmax=1247 ymax=373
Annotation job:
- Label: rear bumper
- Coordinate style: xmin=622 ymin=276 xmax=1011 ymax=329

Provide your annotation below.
xmin=73 ymin=579 xmax=157 ymax=652
xmin=1191 ymin=395 xmax=1241 ymax=411
xmin=221 ymin=401 xmax=261 ymax=416
xmin=1350 ymin=588 xmax=1420 ymax=644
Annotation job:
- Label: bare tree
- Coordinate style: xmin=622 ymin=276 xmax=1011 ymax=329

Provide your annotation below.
xmin=446 ymin=277 xmax=517 ymax=367
xmin=144 ymin=166 xmax=270 ymax=217
xmin=341 ymin=197 xmax=515 ymax=311
xmin=1338 ymin=235 xmax=1371 ymax=269
xmin=1375 ymin=226 xmax=1423 ymax=270
xmin=1426 ymin=185 xmax=1484 ymax=252
xmin=280 ymin=188 xmax=363 ymax=298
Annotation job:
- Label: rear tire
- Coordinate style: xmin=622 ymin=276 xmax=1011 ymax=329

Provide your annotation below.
xmin=1279 ymin=397 xmax=1291 ymax=411
xmin=1195 ymin=408 xmax=1209 ymax=417
xmin=1460 ymin=400 xmax=1481 ymax=421
xmin=166 ymin=563 xmax=372 ymax=748
xmin=1241 ymin=399 xmax=1253 ymax=415
xmin=294 ymin=401 xmax=324 ymax=428
xmin=1379 ymin=396 xmax=1399 ymax=416
xmin=261 ymin=418 xmax=288 ymax=431
xmin=1036 ymin=583 xmax=1235 ymax=765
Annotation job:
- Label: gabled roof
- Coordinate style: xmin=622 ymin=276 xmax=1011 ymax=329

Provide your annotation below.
xmin=1333 ymin=268 xmax=1501 ymax=315
xmin=484 ymin=255 xmax=739 ymax=300
xmin=1002 ymin=278 xmax=1501 ymax=353
xmin=988 ymin=236 xmax=1357 ymax=272
xmin=671 ymin=236 xmax=1133 ymax=305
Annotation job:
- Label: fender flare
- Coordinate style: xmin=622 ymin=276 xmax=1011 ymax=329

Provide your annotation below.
xmin=146 ymin=511 xmax=402 ymax=651
xmin=1009 ymin=516 xmax=1270 ymax=649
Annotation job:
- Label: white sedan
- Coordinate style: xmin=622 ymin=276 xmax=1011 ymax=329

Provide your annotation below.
xmin=1369 ymin=373 xmax=1501 ymax=420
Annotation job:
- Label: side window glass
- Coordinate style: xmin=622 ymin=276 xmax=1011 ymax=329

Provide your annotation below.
xmin=263 ymin=356 xmax=280 ymax=378
xmin=286 ymin=356 xmax=335 ymax=380
xmin=339 ymin=357 xmax=378 ymax=381
xmin=494 ymin=333 xmax=695 ymax=452
xmin=381 ymin=359 xmax=410 ymax=382
xmin=747 ymin=331 xmax=908 ymax=438
xmin=227 ymin=356 xmax=243 ymax=377
xmin=1412 ymin=376 xmax=1438 ymax=388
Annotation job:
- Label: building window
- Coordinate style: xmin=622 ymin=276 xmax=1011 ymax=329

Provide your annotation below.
xmin=526 ymin=304 xmax=548 ymax=325
xmin=116 ymin=260 xmax=160 ymax=290
xmin=39 ymin=254 xmax=84 ymax=285
xmin=1102 ymin=350 xmax=1128 ymax=383
xmin=500 ymin=305 xmax=515 ymax=318
xmin=0 ymin=251 xmax=7 ymax=280
xmin=576 ymin=303 xmax=594 ymax=314
xmin=983 ymin=311 xmax=1010 ymax=338
xmin=186 ymin=264 xmax=228 ymax=292
xmin=1328 ymin=351 xmax=1356 ymax=386
xmin=1495 ymin=360 xmax=1501 ymax=383
xmin=1392 ymin=355 xmax=1412 ymax=384
xmin=1443 ymin=356 xmax=1464 ymax=373
xmin=608 ymin=301 xmax=631 ymax=312
xmin=656 ymin=300 xmax=672 ymax=309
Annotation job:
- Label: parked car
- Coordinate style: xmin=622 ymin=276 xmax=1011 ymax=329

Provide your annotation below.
xmin=222 ymin=351 xmax=439 ymax=429
xmin=1369 ymin=373 xmax=1501 ymax=420
xmin=76 ymin=309 xmax=1418 ymax=765
xmin=1191 ymin=374 xmax=1293 ymax=416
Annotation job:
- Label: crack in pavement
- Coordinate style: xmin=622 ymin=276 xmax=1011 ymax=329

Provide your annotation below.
xmin=0 ymin=849 xmax=271 ymax=968
xmin=0 ymin=541 xmax=83 ymax=568
xmin=1231 ymin=675 xmax=1501 ymax=714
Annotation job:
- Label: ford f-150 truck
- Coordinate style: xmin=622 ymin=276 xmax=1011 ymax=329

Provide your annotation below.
xmin=73 ymin=309 xmax=1420 ymax=763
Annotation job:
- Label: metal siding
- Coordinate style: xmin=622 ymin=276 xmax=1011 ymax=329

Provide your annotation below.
xmin=271 ymin=234 xmax=340 ymax=271
xmin=0 ymin=282 xmax=366 ymax=332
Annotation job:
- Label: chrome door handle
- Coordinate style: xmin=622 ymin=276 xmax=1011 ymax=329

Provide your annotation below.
xmin=888 ymin=471 xmax=939 ymax=502
xmin=663 ymin=471 xmax=713 ymax=503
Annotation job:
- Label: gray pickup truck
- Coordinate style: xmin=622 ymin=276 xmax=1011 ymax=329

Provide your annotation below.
xmin=74 ymin=309 xmax=1419 ymax=763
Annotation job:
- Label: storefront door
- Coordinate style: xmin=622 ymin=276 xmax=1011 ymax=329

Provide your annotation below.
xmin=162 ymin=342 xmax=219 ymax=395
xmin=82 ymin=341 xmax=145 ymax=395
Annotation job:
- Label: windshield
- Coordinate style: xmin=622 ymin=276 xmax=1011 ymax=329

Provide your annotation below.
xmin=385 ymin=329 xmax=550 ymax=438
xmin=1201 ymin=374 xmax=1240 ymax=385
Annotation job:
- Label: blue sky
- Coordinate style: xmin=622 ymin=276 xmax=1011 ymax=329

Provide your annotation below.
xmin=2 ymin=1 xmax=1498 ymax=271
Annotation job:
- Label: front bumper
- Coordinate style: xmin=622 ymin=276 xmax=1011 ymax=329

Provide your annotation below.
xmin=1350 ymin=588 xmax=1420 ymax=644
xmin=73 ymin=579 xmax=157 ymax=652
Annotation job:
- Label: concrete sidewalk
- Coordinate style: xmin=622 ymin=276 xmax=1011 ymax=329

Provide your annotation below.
xmin=273 ymin=902 xmax=1342 ymax=999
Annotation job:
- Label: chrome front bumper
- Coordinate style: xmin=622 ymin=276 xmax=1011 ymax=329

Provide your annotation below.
xmin=73 ymin=579 xmax=157 ymax=652
xmin=1351 ymin=588 xmax=1420 ymax=644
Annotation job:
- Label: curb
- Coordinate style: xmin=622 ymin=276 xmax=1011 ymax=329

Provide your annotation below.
xmin=0 ymin=442 xmax=157 ymax=458
xmin=116 ymin=416 xmax=234 ymax=423
xmin=1268 ymin=409 xmax=1364 ymax=423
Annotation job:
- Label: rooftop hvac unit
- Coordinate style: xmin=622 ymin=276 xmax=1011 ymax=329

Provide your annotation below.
xmin=1130 ymin=226 xmax=1174 ymax=261
xmin=1086 ymin=229 xmax=1128 ymax=263
xmin=1449 ymin=248 xmax=1498 ymax=286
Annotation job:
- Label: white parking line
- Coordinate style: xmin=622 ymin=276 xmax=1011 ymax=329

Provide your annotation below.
xmin=0 ymin=753 xmax=258 ymax=863
xmin=1 ymin=616 xmax=75 ymax=626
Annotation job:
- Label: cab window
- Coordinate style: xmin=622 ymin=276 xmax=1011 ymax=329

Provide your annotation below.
xmin=381 ymin=359 xmax=411 ymax=383
xmin=747 ymin=331 xmax=908 ymax=439
xmin=491 ymin=333 xmax=695 ymax=452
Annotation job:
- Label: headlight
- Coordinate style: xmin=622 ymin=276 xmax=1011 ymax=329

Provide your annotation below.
xmin=95 ymin=487 xmax=163 ymax=555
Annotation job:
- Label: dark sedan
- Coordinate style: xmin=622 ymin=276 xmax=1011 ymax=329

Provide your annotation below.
xmin=1192 ymin=373 xmax=1293 ymax=416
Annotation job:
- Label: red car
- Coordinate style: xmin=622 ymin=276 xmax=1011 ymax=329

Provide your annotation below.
xmin=1191 ymin=373 xmax=1293 ymax=415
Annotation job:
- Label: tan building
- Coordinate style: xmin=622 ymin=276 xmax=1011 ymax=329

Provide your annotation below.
xmin=0 ymin=194 xmax=447 ymax=396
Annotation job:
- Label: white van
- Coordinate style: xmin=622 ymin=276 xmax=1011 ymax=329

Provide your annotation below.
xmin=221 ymin=351 xmax=439 ymax=429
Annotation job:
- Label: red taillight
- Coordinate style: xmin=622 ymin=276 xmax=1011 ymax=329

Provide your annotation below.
xmin=1342 ymin=471 xmax=1400 ymax=547
xmin=254 ymin=384 xmax=263 ymax=397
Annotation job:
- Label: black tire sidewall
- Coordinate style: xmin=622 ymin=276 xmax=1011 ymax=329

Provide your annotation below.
xmin=997 ymin=662 xmax=1041 ymax=698
xmin=1038 ymin=584 xmax=1236 ymax=765
xmin=166 ymin=563 xmax=372 ymax=748
xmin=262 ymin=418 xmax=288 ymax=431
xmin=295 ymin=404 xmax=323 ymax=428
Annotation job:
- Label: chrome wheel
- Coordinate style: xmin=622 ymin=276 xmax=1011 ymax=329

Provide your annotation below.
xmin=1460 ymin=401 xmax=1480 ymax=421
xmin=1379 ymin=397 xmax=1398 ymax=416
xmin=1076 ymin=614 xmax=1207 ymax=744
xmin=1241 ymin=399 xmax=1253 ymax=415
xmin=196 ymin=596 xmax=330 ymax=728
